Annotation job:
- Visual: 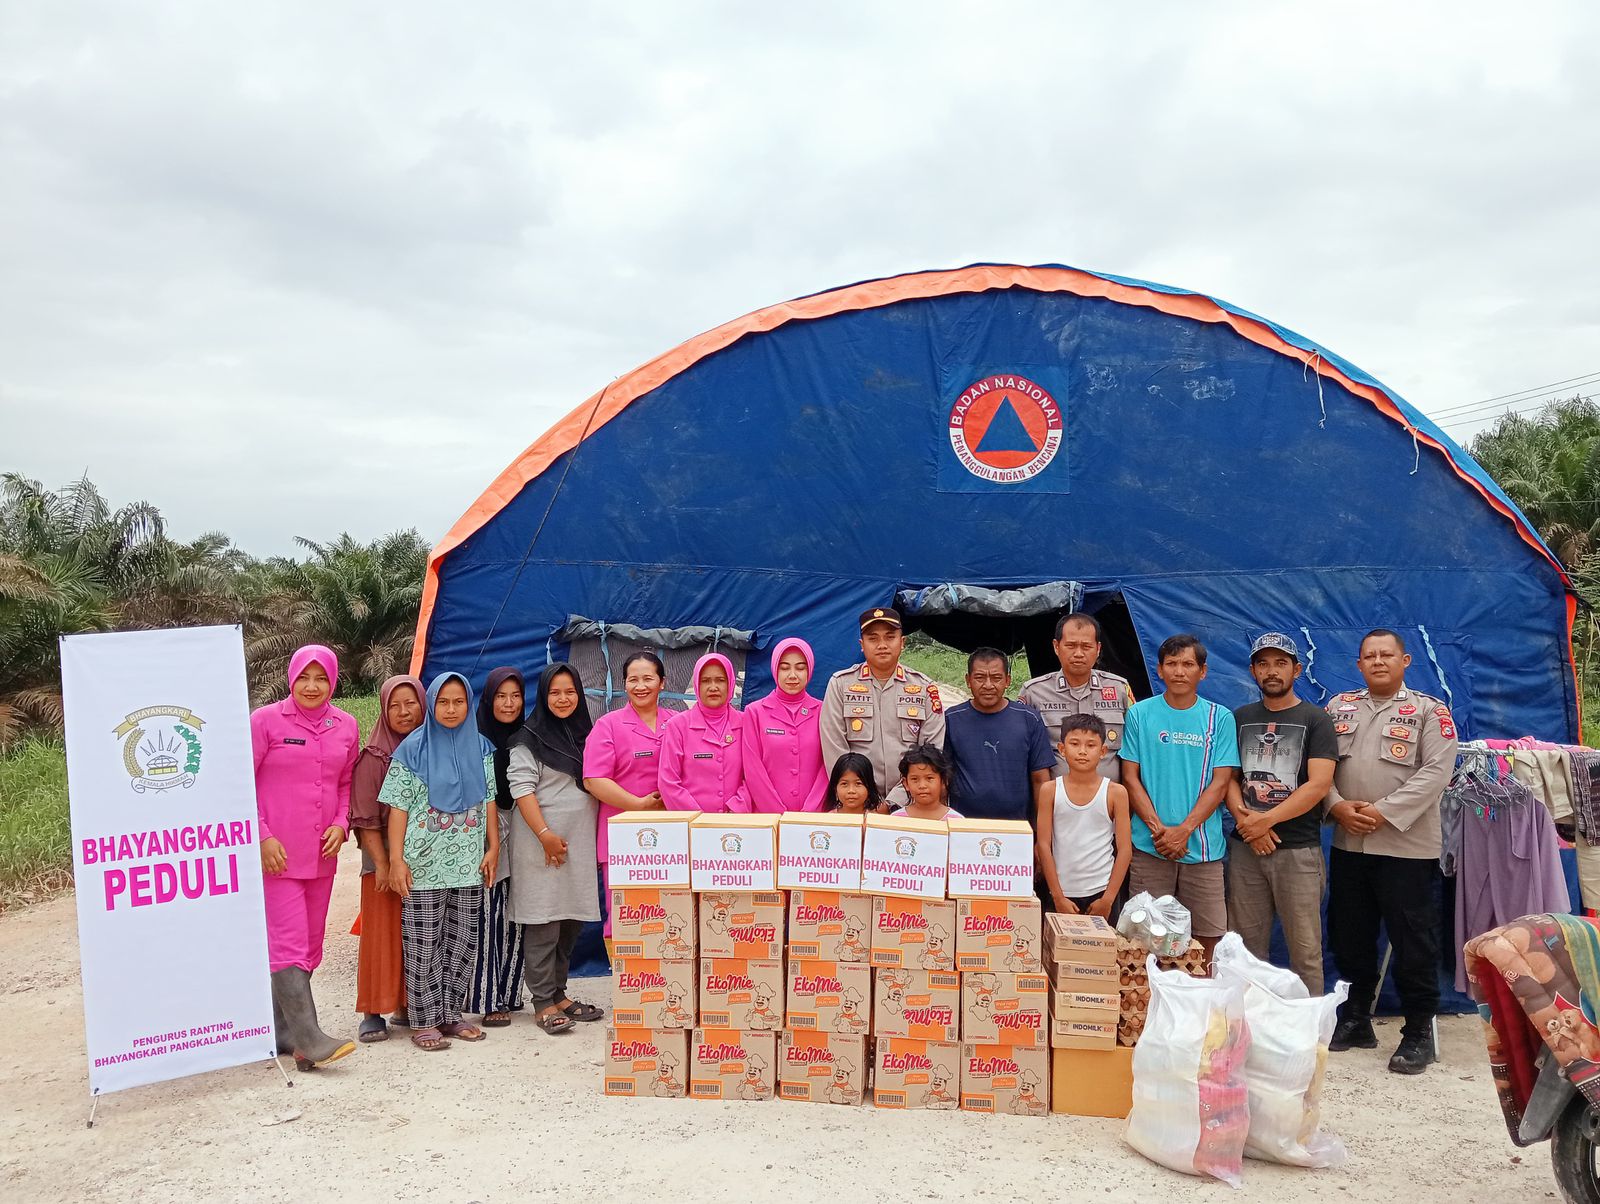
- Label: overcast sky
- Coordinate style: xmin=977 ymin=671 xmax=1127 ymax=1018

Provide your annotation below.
xmin=4 ymin=2 xmax=1597 ymax=555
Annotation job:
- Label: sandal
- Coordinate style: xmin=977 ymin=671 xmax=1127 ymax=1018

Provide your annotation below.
xmin=439 ymin=1021 xmax=486 ymax=1042
xmin=481 ymin=1011 xmax=513 ymax=1028
xmin=535 ymin=1008 xmax=574 ymax=1035
xmin=559 ymin=999 xmax=605 ymax=1023
xmin=410 ymin=1028 xmax=450 ymax=1052
xmin=358 ymin=1015 xmax=389 ymax=1043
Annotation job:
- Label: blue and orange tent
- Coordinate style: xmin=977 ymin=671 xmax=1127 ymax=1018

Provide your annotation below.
xmin=413 ymin=262 xmax=1577 ymax=748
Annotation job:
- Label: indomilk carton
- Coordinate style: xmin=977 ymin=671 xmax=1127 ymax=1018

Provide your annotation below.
xmin=788 ymin=890 xmax=872 ymax=961
xmin=698 ymin=890 xmax=785 ymax=959
xmin=777 ymin=811 xmax=864 ymax=891
xmin=688 ymin=1027 xmax=776 ymax=1101
xmin=955 ymin=898 xmax=1042 ymax=972
xmin=607 ymin=811 xmax=695 ymax=888
xmin=1042 ymin=912 xmax=1117 ymax=965
xmin=778 ymin=1030 xmax=867 ymax=1105
xmin=1047 ymin=990 xmax=1119 ymax=1049
xmin=873 ymin=968 xmax=961 ymax=1041
xmin=869 ymin=895 xmax=956 ymax=969
xmin=786 ymin=959 xmax=873 ymax=1035
xmin=612 ymin=959 xmax=697 ymax=1029
xmin=873 ymin=1037 xmax=961 ymax=1110
xmin=945 ymin=817 xmax=1036 ymax=899
xmin=690 ymin=814 xmax=779 ymax=891
xmin=602 ymin=1027 xmax=688 ymax=1097
xmin=961 ymin=972 xmax=1049 ymax=1047
xmin=860 ymin=814 xmax=948 ymax=900
xmin=610 ymin=889 xmax=697 ymax=960
xmin=698 ymin=957 xmax=786 ymax=1031
xmin=959 ymin=1042 xmax=1051 ymax=1116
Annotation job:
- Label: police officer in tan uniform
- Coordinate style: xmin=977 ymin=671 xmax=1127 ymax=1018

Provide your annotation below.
xmin=1324 ymin=627 xmax=1458 ymax=1076
xmin=1017 ymin=612 xmax=1134 ymax=781
xmin=819 ymin=607 xmax=947 ymax=804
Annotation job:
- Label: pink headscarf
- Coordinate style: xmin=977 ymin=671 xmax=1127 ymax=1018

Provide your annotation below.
xmin=690 ymin=651 xmax=738 ymax=740
xmin=286 ymin=644 xmax=339 ymax=721
xmin=768 ymin=637 xmax=819 ymax=724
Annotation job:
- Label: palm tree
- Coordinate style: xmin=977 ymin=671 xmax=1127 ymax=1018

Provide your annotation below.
xmin=1471 ymin=397 xmax=1600 ymax=568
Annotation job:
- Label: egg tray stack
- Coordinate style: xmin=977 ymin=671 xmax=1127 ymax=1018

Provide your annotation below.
xmin=1115 ymin=935 xmax=1208 ymax=1047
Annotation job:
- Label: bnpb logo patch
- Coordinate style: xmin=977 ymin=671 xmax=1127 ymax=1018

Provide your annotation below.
xmin=947 ymin=375 xmax=1063 ymax=483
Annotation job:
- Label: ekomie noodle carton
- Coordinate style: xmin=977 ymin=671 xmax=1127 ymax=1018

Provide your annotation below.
xmin=959 ymin=1042 xmax=1051 ymax=1116
xmin=611 ymin=959 xmax=697 ymax=1029
xmin=873 ymin=1037 xmax=961 ymax=1109
xmin=689 ymin=1027 xmax=777 ymax=1101
xmin=873 ymin=967 xmax=961 ymax=1041
xmin=603 ymin=1027 xmax=688 ymax=1097
xmin=954 ymin=898 xmax=1042 ymax=972
xmin=778 ymin=1030 xmax=867 ymax=1104
xmin=788 ymin=890 xmax=872 ymax=962
xmin=610 ymin=889 xmax=697 ymax=960
xmin=698 ymin=890 xmax=785 ymax=959
xmin=869 ymin=895 xmax=956 ymax=969
xmin=698 ymin=957 xmax=785 ymax=1031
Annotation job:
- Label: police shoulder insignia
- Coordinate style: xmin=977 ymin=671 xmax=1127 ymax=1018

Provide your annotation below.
xmin=1434 ymin=705 xmax=1457 ymax=740
xmin=928 ymin=685 xmax=943 ymax=714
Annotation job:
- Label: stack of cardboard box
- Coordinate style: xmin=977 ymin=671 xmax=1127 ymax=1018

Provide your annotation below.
xmin=956 ymin=892 xmax=1049 ymax=1117
xmin=603 ymin=812 xmax=698 ymax=1097
xmin=777 ymin=812 xmax=870 ymax=1104
xmin=688 ymin=814 xmax=784 ymax=1100
xmin=1043 ymin=912 xmax=1134 ymax=1118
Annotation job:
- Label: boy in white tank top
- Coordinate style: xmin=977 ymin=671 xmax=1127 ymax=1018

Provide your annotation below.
xmin=1035 ymin=714 xmax=1132 ymax=918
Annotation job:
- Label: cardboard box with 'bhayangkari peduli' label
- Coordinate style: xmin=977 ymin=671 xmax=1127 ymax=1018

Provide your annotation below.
xmin=607 ymin=812 xmax=695 ymax=888
xmin=788 ymin=890 xmax=872 ymax=962
xmin=602 ymin=1027 xmax=688 ymax=1097
xmin=945 ymin=818 xmax=1036 ymax=899
xmin=698 ymin=891 xmax=785 ymax=959
xmin=954 ymin=898 xmax=1042 ymax=972
xmin=609 ymin=889 xmax=696 ymax=960
xmin=778 ymin=1030 xmax=867 ymax=1104
xmin=777 ymin=811 xmax=863 ymax=891
xmin=859 ymin=814 xmax=948 ymax=900
xmin=690 ymin=814 xmax=778 ymax=891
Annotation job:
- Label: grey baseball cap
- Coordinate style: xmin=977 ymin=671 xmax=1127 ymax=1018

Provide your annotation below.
xmin=1249 ymin=632 xmax=1301 ymax=662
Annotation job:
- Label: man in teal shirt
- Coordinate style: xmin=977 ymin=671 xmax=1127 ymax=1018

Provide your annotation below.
xmin=1120 ymin=634 xmax=1239 ymax=966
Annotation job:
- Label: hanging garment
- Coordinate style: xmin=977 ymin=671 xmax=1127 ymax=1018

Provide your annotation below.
xmin=1453 ymin=775 xmax=1572 ymax=992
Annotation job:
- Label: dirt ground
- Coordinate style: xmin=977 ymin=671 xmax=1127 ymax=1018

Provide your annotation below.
xmin=0 ymin=845 xmax=1565 ymax=1203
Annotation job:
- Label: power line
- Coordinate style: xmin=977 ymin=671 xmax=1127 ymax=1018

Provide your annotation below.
xmin=1441 ymin=391 xmax=1599 ymax=436
xmin=1429 ymin=370 xmax=1600 ymax=419
xmin=1429 ymin=374 xmax=1600 ymax=423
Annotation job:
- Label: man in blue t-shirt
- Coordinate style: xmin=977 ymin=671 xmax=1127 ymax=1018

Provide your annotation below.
xmin=1120 ymin=633 xmax=1239 ymax=966
xmin=943 ymin=647 xmax=1056 ymax=822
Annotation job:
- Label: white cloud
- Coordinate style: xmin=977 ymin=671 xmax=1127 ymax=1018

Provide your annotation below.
xmin=2 ymin=0 xmax=1597 ymax=551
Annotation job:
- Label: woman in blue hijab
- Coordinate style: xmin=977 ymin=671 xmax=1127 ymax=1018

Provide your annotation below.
xmin=379 ymin=672 xmax=499 ymax=1051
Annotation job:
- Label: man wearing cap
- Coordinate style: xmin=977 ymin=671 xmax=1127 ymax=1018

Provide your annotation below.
xmin=1324 ymin=628 xmax=1458 ymax=1076
xmin=1223 ymin=633 xmax=1338 ymax=996
xmin=820 ymin=607 xmax=947 ymax=804
xmin=1018 ymin=612 xmax=1135 ymax=781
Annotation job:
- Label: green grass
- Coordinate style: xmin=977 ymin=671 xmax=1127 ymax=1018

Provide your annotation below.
xmin=901 ymin=633 xmax=1028 ymax=697
xmin=0 ymin=693 xmax=381 ymax=906
xmin=0 ymin=736 xmax=72 ymax=905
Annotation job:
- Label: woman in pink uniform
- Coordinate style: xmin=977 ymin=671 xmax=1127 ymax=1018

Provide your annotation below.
xmin=581 ymin=652 xmax=669 ymax=935
xmin=251 ymin=644 xmax=361 ymax=1070
xmin=660 ymin=652 xmax=747 ymax=812
xmin=741 ymin=637 xmax=827 ymax=812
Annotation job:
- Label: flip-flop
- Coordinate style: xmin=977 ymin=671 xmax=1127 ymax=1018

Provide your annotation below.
xmin=439 ymin=1021 xmax=486 ymax=1042
xmin=410 ymin=1028 xmax=450 ymax=1052
xmin=535 ymin=1010 xmax=574 ymax=1035
xmin=358 ymin=1015 xmax=389 ymax=1043
xmin=559 ymin=1000 xmax=605 ymax=1022
xmin=481 ymin=1011 xmax=513 ymax=1028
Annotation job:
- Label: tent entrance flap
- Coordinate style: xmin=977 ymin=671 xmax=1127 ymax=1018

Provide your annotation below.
xmin=895 ymin=580 xmax=1084 ymax=670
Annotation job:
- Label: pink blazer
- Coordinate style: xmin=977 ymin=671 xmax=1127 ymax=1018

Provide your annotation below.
xmin=582 ymin=705 xmax=669 ymax=863
xmin=250 ymin=698 xmax=361 ymax=879
xmin=740 ymin=693 xmax=827 ymax=812
xmin=660 ymin=706 xmax=748 ymax=813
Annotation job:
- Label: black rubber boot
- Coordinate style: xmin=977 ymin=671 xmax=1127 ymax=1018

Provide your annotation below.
xmin=276 ymin=967 xmax=355 ymax=1070
xmin=1389 ymin=1031 xmax=1436 ymax=1074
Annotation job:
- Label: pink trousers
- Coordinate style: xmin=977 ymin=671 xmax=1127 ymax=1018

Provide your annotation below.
xmin=264 ymin=874 xmax=337 ymax=973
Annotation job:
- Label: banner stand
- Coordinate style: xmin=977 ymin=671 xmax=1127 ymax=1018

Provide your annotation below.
xmin=86 ymin=1054 xmax=295 ymax=1128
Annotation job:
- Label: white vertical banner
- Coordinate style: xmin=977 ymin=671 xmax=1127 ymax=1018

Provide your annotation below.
xmin=62 ymin=624 xmax=276 ymax=1095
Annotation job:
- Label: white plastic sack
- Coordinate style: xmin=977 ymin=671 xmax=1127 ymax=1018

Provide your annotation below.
xmin=1125 ymin=958 xmax=1252 ymax=1188
xmin=1212 ymin=932 xmax=1348 ymax=1168
xmin=1116 ymin=891 xmax=1193 ymax=958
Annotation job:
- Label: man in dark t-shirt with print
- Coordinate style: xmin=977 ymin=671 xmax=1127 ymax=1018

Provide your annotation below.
xmin=1224 ymin=632 xmax=1338 ymax=995
xmin=943 ymin=647 xmax=1056 ymax=821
